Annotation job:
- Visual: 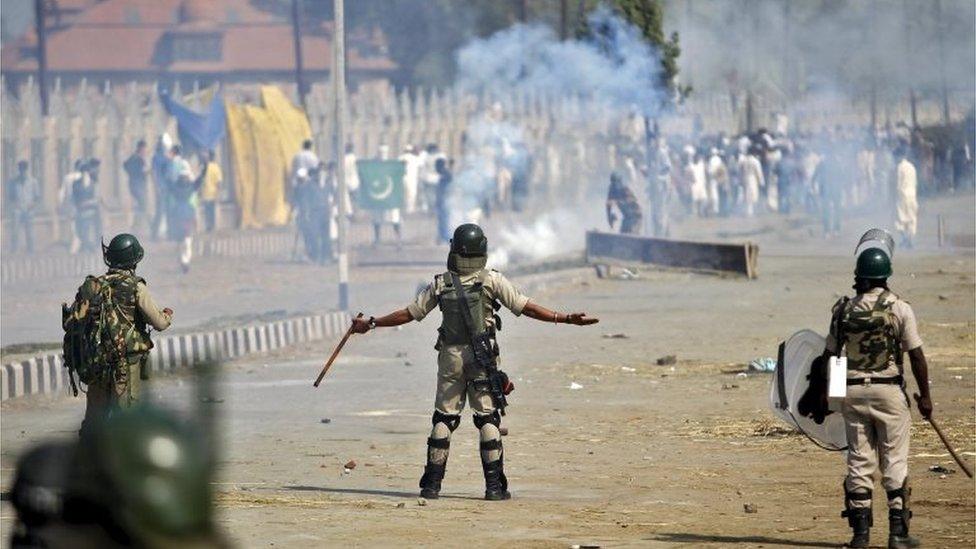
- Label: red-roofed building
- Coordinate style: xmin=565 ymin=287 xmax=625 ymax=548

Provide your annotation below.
xmin=1 ymin=0 xmax=396 ymax=90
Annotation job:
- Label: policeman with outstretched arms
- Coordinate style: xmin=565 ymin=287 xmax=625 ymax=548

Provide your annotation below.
xmin=803 ymin=234 xmax=930 ymax=549
xmin=351 ymin=223 xmax=599 ymax=501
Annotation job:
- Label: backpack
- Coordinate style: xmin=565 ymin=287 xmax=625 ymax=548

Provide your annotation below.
xmin=62 ymin=273 xmax=152 ymax=392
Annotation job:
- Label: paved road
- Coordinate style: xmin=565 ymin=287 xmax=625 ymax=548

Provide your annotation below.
xmin=2 ymin=250 xmax=973 ymax=547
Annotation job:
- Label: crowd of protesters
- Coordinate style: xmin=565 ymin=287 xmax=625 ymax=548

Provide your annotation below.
xmin=605 ymin=116 xmax=975 ymax=247
xmin=287 ymin=138 xmax=456 ymax=263
xmin=2 ymin=133 xmax=223 ymax=273
xmin=5 ymin=108 xmax=974 ymax=261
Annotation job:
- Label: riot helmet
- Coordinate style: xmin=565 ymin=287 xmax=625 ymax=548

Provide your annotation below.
xmin=103 ymin=233 xmax=145 ymax=269
xmin=450 ymin=223 xmax=487 ymax=256
xmin=448 ymin=223 xmax=488 ymax=274
xmin=854 ymin=247 xmax=892 ymax=279
xmin=68 ymin=405 xmax=217 ymax=546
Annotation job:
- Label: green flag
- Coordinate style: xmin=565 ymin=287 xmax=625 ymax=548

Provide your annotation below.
xmin=357 ymin=160 xmax=404 ymax=210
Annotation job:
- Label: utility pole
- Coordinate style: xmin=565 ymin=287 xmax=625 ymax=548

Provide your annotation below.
xmin=559 ymin=0 xmax=568 ymax=40
xmin=934 ymin=0 xmax=950 ymax=124
xmin=333 ymin=0 xmax=349 ymax=311
xmin=903 ymin=0 xmax=917 ymax=127
xmin=34 ymin=0 xmax=49 ymax=116
xmin=869 ymin=0 xmax=878 ymax=130
xmin=745 ymin=0 xmax=758 ymax=133
xmin=290 ymin=0 xmax=307 ymax=110
xmin=515 ymin=0 xmax=528 ymax=22
xmin=782 ymin=0 xmax=791 ymax=100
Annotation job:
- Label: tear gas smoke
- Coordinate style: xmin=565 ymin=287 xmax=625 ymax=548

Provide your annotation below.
xmin=452 ymin=7 xmax=669 ymax=265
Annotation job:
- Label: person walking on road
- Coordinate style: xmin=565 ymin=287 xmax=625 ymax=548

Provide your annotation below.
xmin=893 ymin=148 xmax=919 ymax=249
xmin=5 ymin=159 xmax=40 ymax=253
xmin=63 ymin=233 xmax=172 ymax=437
xmin=123 ymin=140 xmax=150 ymax=231
xmin=803 ymin=241 xmax=930 ymax=549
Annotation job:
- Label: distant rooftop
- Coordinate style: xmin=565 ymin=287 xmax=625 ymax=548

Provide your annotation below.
xmin=1 ymin=0 xmax=395 ymax=80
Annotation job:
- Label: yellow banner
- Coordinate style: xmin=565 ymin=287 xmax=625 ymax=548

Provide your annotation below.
xmin=225 ymin=86 xmax=311 ymax=228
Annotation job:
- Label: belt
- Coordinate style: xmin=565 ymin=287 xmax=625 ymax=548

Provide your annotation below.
xmin=847 ymin=375 xmax=903 ymax=386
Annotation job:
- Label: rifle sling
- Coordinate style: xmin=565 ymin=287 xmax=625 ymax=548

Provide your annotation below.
xmin=450 ymin=272 xmax=482 ymax=346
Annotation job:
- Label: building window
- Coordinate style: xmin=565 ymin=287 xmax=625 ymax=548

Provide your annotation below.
xmin=171 ymin=33 xmax=222 ymax=62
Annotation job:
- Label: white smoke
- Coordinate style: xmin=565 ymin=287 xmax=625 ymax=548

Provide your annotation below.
xmin=451 ymin=7 xmax=673 ymax=265
xmin=455 ymin=6 xmax=668 ymax=116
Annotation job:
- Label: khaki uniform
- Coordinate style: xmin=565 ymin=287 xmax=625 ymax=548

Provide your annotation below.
xmin=408 ymin=269 xmax=529 ymax=416
xmin=82 ymin=279 xmax=172 ymax=433
xmin=825 ymin=287 xmax=923 ymax=509
xmin=408 ymin=268 xmax=529 ymax=485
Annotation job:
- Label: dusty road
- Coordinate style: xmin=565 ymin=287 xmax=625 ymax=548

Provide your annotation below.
xmin=3 ymin=193 xmax=975 ymax=547
xmin=3 ymin=249 xmax=974 ymax=547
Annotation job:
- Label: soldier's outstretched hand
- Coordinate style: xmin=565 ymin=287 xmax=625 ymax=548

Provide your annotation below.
xmin=566 ymin=313 xmax=599 ymax=326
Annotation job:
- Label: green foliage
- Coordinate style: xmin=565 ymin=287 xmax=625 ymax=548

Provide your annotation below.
xmin=256 ymin=0 xmax=683 ymax=94
xmin=578 ymin=0 xmax=687 ymax=105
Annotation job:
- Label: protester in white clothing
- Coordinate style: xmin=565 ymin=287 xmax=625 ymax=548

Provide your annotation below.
xmin=893 ymin=148 xmax=919 ymax=249
xmin=342 ymin=144 xmax=360 ymax=216
xmin=399 ymin=144 xmax=422 ymax=214
xmin=740 ymin=147 xmax=765 ymax=217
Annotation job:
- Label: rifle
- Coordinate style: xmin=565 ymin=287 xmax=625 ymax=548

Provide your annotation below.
xmin=450 ymin=273 xmax=513 ymax=415
xmin=313 ymin=313 xmax=363 ymax=387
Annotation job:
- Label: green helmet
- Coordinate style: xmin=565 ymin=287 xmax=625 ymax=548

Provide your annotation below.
xmin=448 ymin=224 xmax=488 ymax=275
xmin=70 ymin=405 xmax=216 ymax=545
xmin=103 ymin=233 xmax=144 ymax=269
xmin=450 ymin=223 xmax=487 ymax=256
xmin=855 ymin=247 xmax=892 ymax=279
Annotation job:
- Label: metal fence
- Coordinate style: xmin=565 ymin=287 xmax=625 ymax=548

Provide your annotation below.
xmin=2 ymin=75 xmax=969 ymax=246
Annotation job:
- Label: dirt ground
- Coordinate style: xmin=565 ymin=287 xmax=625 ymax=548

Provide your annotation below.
xmin=2 ymin=196 xmax=974 ymax=548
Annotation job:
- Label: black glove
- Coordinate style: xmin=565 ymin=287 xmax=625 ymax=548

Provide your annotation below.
xmin=798 ymin=355 xmax=833 ymax=424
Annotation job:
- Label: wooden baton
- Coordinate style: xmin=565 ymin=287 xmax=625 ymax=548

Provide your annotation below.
xmin=915 ymin=393 xmax=973 ymax=478
xmin=313 ymin=313 xmax=363 ymax=387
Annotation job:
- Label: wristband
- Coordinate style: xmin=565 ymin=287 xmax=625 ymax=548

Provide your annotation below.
xmin=368 ymin=316 xmax=377 ymax=329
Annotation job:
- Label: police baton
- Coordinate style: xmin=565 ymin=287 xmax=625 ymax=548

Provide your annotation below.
xmin=915 ymin=393 xmax=973 ymax=478
xmin=313 ymin=313 xmax=363 ymax=387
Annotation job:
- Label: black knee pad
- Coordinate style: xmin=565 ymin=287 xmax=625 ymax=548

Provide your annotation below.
xmin=473 ymin=411 xmax=501 ymax=429
xmin=432 ymin=411 xmax=461 ymax=432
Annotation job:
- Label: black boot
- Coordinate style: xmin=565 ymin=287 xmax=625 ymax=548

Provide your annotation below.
xmin=888 ymin=508 xmax=920 ymax=549
xmin=482 ymin=458 xmax=510 ymax=501
xmin=843 ymin=507 xmax=872 ymax=548
xmin=419 ymin=462 xmax=445 ymax=499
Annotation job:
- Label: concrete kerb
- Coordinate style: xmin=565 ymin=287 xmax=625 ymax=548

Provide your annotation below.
xmin=0 ymin=256 xmax=589 ymax=403
xmin=0 ymin=311 xmax=351 ymax=402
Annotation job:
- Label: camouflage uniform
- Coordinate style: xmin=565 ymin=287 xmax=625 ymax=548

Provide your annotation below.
xmin=81 ymin=269 xmax=171 ymax=436
xmin=825 ymin=288 xmax=923 ymax=512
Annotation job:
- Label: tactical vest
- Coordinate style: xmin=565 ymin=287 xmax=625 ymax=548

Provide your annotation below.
xmin=838 ymin=291 xmax=902 ymax=372
xmin=437 ymin=270 xmax=491 ymax=346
